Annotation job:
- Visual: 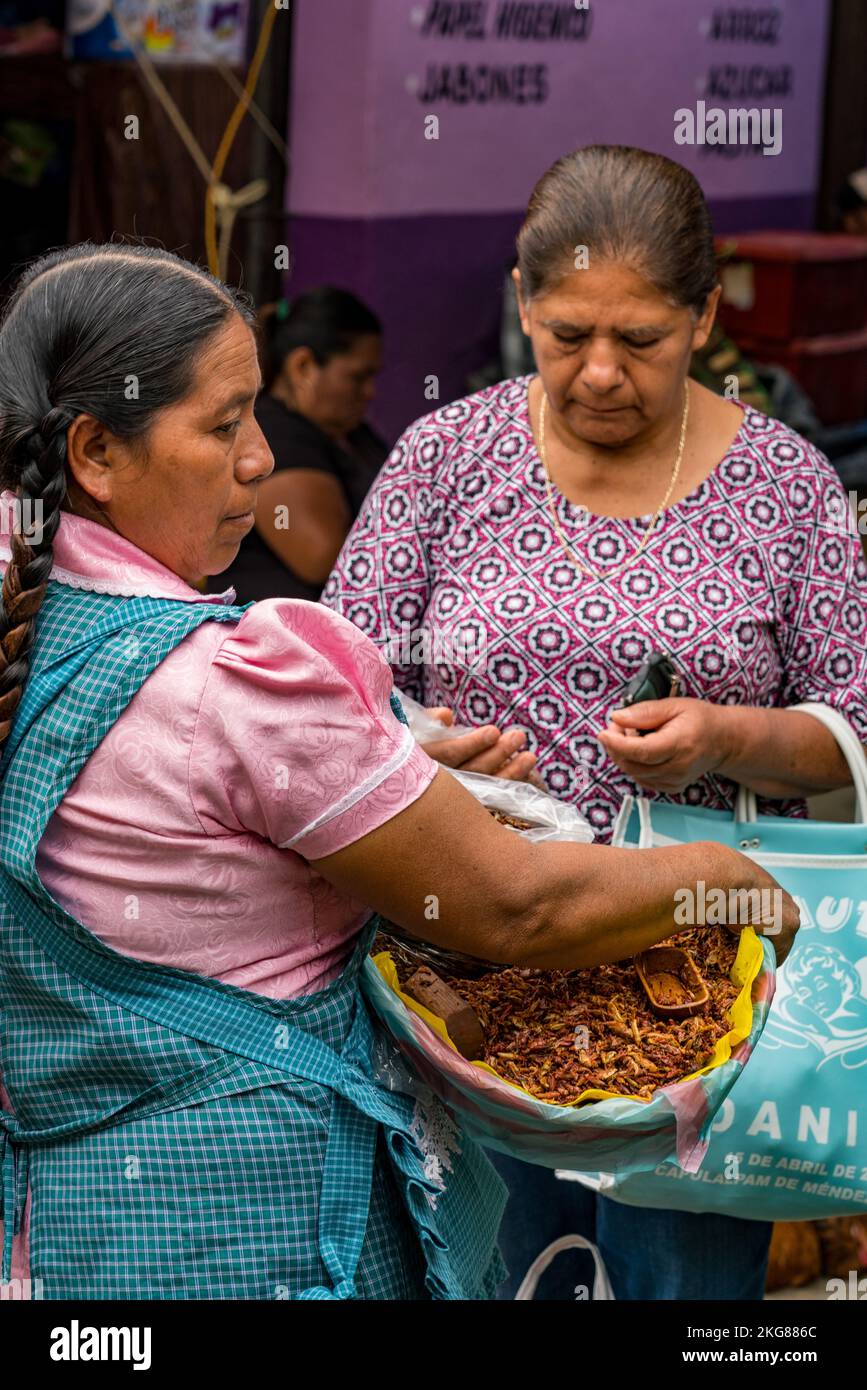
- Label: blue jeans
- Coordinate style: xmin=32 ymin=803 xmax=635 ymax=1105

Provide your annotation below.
xmin=491 ymin=1153 xmax=772 ymax=1300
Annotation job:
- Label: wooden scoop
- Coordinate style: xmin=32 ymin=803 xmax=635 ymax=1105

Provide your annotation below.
xmin=405 ymin=966 xmax=485 ymax=1059
xmin=634 ymin=946 xmax=709 ymax=1019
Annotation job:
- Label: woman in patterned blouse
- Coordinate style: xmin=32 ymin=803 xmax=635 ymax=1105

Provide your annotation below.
xmin=323 ymin=145 xmax=867 ymax=1301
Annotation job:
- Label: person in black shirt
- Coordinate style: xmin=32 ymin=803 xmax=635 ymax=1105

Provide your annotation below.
xmin=219 ymin=287 xmax=388 ymax=602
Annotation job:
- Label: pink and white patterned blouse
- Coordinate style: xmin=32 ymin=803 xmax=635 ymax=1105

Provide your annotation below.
xmin=0 ymin=495 xmax=437 ymax=1000
xmin=323 ymin=375 xmax=867 ymax=839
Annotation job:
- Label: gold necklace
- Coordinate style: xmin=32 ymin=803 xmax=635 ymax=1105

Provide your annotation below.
xmin=537 ymin=385 xmax=690 ymax=583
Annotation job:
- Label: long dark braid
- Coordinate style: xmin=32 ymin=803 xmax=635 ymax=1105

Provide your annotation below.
xmin=0 ymin=241 xmax=255 ymax=749
xmin=0 ymin=410 xmax=69 ymax=740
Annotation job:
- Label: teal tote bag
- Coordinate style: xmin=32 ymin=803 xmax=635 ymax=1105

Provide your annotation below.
xmin=569 ymin=702 xmax=867 ymax=1221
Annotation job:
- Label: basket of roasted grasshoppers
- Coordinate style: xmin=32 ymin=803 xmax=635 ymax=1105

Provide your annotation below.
xmin=362 ymin=917 xmax=776 ymax=1175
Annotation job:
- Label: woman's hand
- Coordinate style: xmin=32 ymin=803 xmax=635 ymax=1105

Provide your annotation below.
xmin=421 ymin=707 xmax=540 ymax=783
xmin=599 ymin=698 xmax=857 ymax=800
xmin=597 ymin=697 xmax=726 ymax=793
xmin=718 ymin=848 xmax=801 ymax=966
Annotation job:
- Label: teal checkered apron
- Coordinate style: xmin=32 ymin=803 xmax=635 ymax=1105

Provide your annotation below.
xmin=0 ymin=580 xmax=507 ymax=1299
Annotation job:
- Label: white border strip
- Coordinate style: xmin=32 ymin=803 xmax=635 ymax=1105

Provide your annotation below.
xmin=279 ymin=724 xmax=417 ymax=850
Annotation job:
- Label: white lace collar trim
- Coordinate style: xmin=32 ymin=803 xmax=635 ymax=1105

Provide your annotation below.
xmin=0 ymin=530 xmax=236 ymax=605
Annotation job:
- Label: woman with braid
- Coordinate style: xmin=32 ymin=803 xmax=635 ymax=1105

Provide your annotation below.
xmin=0 ymin=243 xmax=795 ymax=1300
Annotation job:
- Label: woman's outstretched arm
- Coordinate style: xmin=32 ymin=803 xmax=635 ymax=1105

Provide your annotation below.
xmin=310 ymin=768 xmax=799 ymax=969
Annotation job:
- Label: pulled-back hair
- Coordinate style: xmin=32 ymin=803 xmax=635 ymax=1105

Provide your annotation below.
xmin=0 ymin=241 xmax=255 ymax=746
xmin=516 ymin=145 xmax=719 ymax=313
xmin=264 ymin=286 xmax=381 ymax=388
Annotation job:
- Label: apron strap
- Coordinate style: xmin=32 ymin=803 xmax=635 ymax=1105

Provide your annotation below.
xmin=296 ymin=982 xmax=382 ymax=1300
xmin=0 ymin=1121 xmax=28 ymax=1285
xmin=298 ymin=1095 xmax=379 ymax=1300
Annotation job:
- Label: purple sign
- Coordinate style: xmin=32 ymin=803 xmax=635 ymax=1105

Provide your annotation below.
xmin=290 ymin=0 xmax=831 ymax=218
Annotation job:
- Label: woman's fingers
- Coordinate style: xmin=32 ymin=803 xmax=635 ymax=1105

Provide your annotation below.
xmin=420 ymin=722 xmax=539 ymax=781
xmin=609 ymin=699 xmax=678 ymax=733
xmin=599 ymin=744 xmax=680 ymax=785
xmin=758 ymin=889 xmax=801 ymax=966
xmin=485 ymin=750 xmax=538 ymax=782
xmin=598 ymin=726 xmax=674 ymax=766
xmin=460 ymin=730 xmax=534 ymax=777
xmin=722 ymin=864 xmax=801 ymax=966
xmin=420 ymin=724 xmax=500 ymax=768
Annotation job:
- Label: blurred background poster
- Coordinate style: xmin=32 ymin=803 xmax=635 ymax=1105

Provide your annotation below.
xmin=0 ymin=0 xmax=865 ymax=445
xmin=288 ymin=0 xmax=832 ymax=437
xmin=290 ymin=0 xmax=829 ymax=219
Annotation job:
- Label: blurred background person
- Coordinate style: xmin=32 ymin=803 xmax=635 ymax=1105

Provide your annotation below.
xmin=218 ymin=287 xmax=389 ymax=602
xmin=835 ymin=167 xmax=867 ymax=237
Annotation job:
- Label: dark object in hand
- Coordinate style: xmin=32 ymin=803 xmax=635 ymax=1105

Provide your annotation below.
xmin=620 ymin=652 xmax=682 ymax=735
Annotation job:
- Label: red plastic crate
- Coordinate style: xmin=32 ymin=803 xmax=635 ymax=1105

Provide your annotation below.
xmin=716 ymin=233 xmax=867 ymax=342
xmin=738 ymin=327 xmax=867 ymax=426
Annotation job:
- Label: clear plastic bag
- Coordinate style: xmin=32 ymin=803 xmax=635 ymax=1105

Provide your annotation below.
xmin=446 ymin=768 xmax=594 ymax=844
xmin=395 ymin=692 xmax=594 ymax=845
xmin=396 ymin=691 xmax=477 ymax=743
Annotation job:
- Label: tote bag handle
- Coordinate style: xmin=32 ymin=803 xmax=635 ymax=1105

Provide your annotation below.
xmin=735 ymin=702 xmax=867 ymax=826
xmin=513 ymin=1234 xmax=615 ymax=1301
